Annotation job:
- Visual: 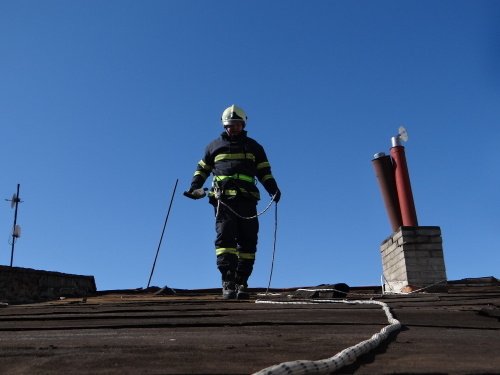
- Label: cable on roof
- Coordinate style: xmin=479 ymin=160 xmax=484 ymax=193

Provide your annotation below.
xmin=381 ymin=274 xmax=448 ymax=295
xmin=251 ymin=298 xmax=401 ymax=375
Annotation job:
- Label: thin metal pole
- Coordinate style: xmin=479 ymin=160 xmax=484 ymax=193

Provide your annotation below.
xmin=10 ymin=184 xmax=20 ymax=267
xmin=147 ymin=179 xmax=178 ymax=288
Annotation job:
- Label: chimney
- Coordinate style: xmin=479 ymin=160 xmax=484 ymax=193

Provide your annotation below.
xmin=380 ymin=226 xmax=447 ymax=293
xmin=373 ymin=127 xmax=447 ymax=293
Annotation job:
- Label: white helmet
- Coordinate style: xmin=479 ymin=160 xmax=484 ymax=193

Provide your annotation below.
xmin=221 ymin=105 xmax=247 ymax=127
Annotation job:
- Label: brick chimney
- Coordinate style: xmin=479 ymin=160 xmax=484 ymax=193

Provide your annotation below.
xmin=380 ymin=226 xmax=447 ymax=292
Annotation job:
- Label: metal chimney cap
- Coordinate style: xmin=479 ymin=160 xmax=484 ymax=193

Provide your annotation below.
xmin=373 ymin=152 xmax=386 ymax=159
xmin=391 ymin=136 xmax=402 ymax=147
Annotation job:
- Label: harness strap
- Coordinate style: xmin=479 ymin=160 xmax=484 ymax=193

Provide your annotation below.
xmin=214 ymin=174 xmax=255 ymax=184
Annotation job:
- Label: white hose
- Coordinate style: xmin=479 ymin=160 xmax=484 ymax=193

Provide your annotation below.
xmin=252 ymin=299 xmax=401 ymax=375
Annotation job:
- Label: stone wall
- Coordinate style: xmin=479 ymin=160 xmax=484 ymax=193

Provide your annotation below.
xmin=380 ymin=226 xmax=447 ymax=293
xmin=0 ymin=266 xmax=96 ymax=304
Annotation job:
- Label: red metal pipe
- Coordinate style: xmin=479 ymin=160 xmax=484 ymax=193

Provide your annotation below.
xmin=390 ymin=145 xmax=418 ymax=226
xmin=372 ymin=154 xmax=403 ymax=232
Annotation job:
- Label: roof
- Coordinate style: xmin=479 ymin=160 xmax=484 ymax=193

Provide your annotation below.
xmin=0 ymin=277 xmax=499 ymax=374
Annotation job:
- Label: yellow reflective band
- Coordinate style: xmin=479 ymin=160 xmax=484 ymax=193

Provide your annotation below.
xmin=214 ymin=174 xmax=254 ymax=183
xmin=198 ymin=160 xmax=212 ymax=171
xmin=209 ymin=189 xmax=260 ymax=199
xmin=215 ymin=153 xmax=255 ymax=163
xmin=238 ymin=252 xmax=256 ymax=260
xmin=261 ymin=174 xmax=274 ymax=182
xmin=194 ymin=170 xmax=208 ymax=179
xmin=216 ymin=248 xmax=238 ymax=256
xmin=257 ymin=161 xmax=270 ymax=169
xmin=209 ymin=192 xmax=260 ymax=199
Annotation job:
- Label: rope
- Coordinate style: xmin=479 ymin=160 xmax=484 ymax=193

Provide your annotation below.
xmin=216 ymin=192 xmax=277 ymax=220
xmin=265 ymin=203 xmax=278 ymax=294
xmin=252 ymin=298 xmax=402 ymax=375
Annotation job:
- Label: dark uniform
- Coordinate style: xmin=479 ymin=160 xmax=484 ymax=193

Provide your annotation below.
xmin=189 ymin=129 xmax=280 ymax=289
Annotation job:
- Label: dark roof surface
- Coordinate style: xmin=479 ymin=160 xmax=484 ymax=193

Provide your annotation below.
xmin=0 ymin=277 xmax=499 ymax=374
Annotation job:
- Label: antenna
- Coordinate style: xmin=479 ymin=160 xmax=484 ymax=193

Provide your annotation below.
xmin=5 ymin=184 xmax=23 ymax=267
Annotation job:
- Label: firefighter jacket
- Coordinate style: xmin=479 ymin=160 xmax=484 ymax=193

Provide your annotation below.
xmin=190 ymin=130 xmax=279 ymax=201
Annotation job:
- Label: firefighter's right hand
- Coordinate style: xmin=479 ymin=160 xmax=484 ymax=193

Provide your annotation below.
xmin=183 ymin=188 xmax=207 ymax=200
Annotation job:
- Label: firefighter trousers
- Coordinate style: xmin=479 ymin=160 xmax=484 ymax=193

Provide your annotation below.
xmin=211 ymin=197 xmax=259 ymax=286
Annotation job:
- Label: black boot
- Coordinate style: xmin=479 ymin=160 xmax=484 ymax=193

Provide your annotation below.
xmin=236 ymin=283 xmax=250 ymax=300
xmin=222 ymin=281 xmax=237 ymax=299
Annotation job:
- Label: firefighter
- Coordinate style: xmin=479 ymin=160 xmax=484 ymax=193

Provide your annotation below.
xmin=185 ymin=105 xmax=281 ymax=299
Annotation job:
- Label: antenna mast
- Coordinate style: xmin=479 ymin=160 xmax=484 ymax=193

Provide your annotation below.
xmin=5 ymin=184 xmax=23 ymax=267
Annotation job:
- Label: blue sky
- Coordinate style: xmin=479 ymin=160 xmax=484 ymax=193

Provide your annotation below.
xmin=1 ymin=1 xmax=499 ymax=291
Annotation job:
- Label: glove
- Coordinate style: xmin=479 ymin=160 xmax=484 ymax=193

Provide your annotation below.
xmin=183 ymin=188 xmax=207 ymax=200
xmin=272 ymin=189 xmax=281 ymax=203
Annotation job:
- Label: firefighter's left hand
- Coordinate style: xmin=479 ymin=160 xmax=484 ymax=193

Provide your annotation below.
xmin=272 ymin=189 xmax=281 ymax=203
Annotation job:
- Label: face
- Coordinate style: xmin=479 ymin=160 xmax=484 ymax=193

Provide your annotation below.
xmin=224 ymin=121 xmax=244 ymax=137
